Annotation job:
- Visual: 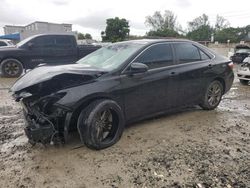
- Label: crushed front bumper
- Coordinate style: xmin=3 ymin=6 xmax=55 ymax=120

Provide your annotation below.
xmin=23 ymin=110 xmax=56 ymax=144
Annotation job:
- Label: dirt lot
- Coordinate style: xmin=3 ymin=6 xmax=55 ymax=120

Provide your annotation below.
xmin=0 ymin=76 xmax=249 ymax=188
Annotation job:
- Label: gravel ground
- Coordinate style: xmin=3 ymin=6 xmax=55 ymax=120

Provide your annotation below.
xmin=0 ymin=77 xmax=249 ymax=188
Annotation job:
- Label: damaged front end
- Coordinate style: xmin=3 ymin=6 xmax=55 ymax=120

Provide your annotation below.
xmin=237 ymin=57 xmax=250 ymax=81
xmin=16 ymin=91 xmax=70 ymax=145
xmin=10 ymin=64 xmax=106 ymax=145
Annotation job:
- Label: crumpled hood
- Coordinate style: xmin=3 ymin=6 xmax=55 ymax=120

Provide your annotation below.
xmin=11 ymin=63 xmax=107 ymax=93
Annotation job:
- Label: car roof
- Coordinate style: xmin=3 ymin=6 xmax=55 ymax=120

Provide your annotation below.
xmin=22 ymin=33 xmax=75 ymax=41
xmin=116 ymin=38 xmax=196 ymax=46
xmin=33 ymin=33 xmax=75 ymax=37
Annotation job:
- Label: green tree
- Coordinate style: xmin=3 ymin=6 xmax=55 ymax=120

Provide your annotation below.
xmin=145 ymin=10 xmax=177 ymax=31
xmin=214 ymin=27 xmax=240 ymax=43
xmin=145 ymin=10 xmax=181 ymax=37
xmin=215 ymin=15 xmax=230 ymax=31
xmin=85 ymin=33 xmax=92 ymax=39
xmin=101 ymin=17 xmax=130 ymax=42
xmin=240 ymin=25 xmax=250 ymax=40
xmin=187 ymin=25 xmax=212 ymax=41
xmin=146 ymin=29 xmax=179 ymax=38
xmin=77 ymin=32 xmax=85 ymax=40
xmin=214 ymin=26 xmax=250 ymax=43
xmin=188 ymin=14 xmax=209 ymax=31
xmin=187 ymin=14 xmax=212 ymax=41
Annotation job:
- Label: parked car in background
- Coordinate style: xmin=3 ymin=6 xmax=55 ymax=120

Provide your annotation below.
xmin=0 ymin=34 xmax=101 ymax=77
xmin=0 ymin=39 xmax=14 ymax=47
xmin=11 ymin=39 xmax=234 ymax=150
xmin=230 ymin=44 xmax=250 ymax=64
xmin=237 ymin=57 xmax=250 ymax=85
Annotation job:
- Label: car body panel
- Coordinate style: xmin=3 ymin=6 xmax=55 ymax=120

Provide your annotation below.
xmin=231 ymin=44 xmax=250 ymax=64
xmin=10 ymin=39 xmax=234 ymax=145
xmin=237 ymin=57 xmax=250 ymax=81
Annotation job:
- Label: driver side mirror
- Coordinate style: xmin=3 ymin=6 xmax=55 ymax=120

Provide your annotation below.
xmin=128 ymin=62 xmax=148 ymax=75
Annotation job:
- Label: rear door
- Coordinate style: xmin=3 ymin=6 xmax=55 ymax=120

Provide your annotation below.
xmin=121 ymin=43 xmax=179 ymax=120
xmin=172 ymin=42 xmax=212 ymax=106
xmin=53 ymin=35 xmax=78 ymax=64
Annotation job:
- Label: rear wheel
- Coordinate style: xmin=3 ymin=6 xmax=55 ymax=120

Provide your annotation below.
xmin=200 ymin=80 xmax=223 ymax=110
xmin=1 ymin=58 xmax=23 ymax=77
xmin=77 ymin=99 xmax=125 ymax=150
xmin=239 ymin=79 xmax=249 ymax=85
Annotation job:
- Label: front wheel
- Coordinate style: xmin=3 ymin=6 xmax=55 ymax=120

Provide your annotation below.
xmin=239 ymin=79 xmax=249 ymax=85
xmin=77 ymin=99 xmax=125 ymax=150
xmin=200 ymin=80 xmax=223 ymax=110
xmin=1 ymin=59 xmax=23 ymax=77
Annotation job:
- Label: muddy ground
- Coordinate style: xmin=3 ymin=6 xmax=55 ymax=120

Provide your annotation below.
xmin=0 ymin=76 xmax=249 ymax=188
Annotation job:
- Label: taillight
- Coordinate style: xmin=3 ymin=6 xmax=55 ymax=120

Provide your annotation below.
xmin=228 ymin=62 xmax=234 ymax=70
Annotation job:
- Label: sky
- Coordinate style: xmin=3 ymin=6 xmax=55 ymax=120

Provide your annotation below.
xmin=0 ymin=0 xmax=250 ymax=40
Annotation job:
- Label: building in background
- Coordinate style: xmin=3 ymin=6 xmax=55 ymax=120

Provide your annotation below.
xmin=2 ymin=21 xmax=74 ymax=42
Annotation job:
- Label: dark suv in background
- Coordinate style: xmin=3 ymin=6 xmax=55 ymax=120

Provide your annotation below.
xmin=0 ymin=34 xmax=100 ymax=77
xmin=11 ymin=39 xmax=234 ymax=150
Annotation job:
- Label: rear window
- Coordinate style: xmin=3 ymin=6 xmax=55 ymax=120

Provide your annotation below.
xmin=55 ymin=36 xmax=74 ymax=48
xmin=174 ymin=43 xmax=200 ymax=63
xmin=200 ymin=49 xmax=210 ymax=60
xmin=174 ymin=43 xmax=210 ymax=63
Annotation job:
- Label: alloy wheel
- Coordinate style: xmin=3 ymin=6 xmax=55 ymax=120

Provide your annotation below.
xmin=207 ymin=82 xmax=222 ymax=107
xmin=94 ymin=109 xmax=114 ymax=142
xmin=4 ymin=61 xmax=20 ymax=76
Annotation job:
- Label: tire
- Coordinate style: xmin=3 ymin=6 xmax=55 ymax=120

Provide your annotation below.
xmin=239 ymin=79 xmax=249 ymax=85
xmin=77 ymin=99 xmax=125 ymax=150
xmin=1 ymin=58 xmax=23 ymax=77
xmin=200 ymin=80 xmax=223 ymax=110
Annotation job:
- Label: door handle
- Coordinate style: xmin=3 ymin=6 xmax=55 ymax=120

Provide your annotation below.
xmin=169 ymin=71 xmax=176 ymax=76
xmin=208 ymin=64 xmax=214 ymax=68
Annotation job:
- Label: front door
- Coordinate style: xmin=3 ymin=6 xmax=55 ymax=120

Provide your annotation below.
xmin=25 ymin=36 xmax=56 ymax=68
xmin=121 ymin=43 xmax=178 ymax=121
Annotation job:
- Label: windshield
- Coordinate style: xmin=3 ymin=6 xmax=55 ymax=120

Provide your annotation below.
xmin=236 ymin=49 xmax=250 ymax=53
xmin=16 ymin=36 xmax=35 ymax=47
xmin=76 ymin=42 xmax=144 ymax=71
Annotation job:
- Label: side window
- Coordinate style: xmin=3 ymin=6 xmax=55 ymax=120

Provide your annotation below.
xmin=199 ymin=49 xmax=210 ymax=60
xmin=32 ymin=36 xmax=55 ymax=48
xmin=55 ymin=36 xmax=73 ymax=48
xmin=174 ymin=43 xmax=201 ymax=63
xmin=0 ymin=41 xmax=7 ymax=46
xmin=135 ymin=43 xmax=174 ymax=69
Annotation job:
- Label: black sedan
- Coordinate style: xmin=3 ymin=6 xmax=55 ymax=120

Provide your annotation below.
xmin=11 ymin=39 xmax=234 ymax=149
